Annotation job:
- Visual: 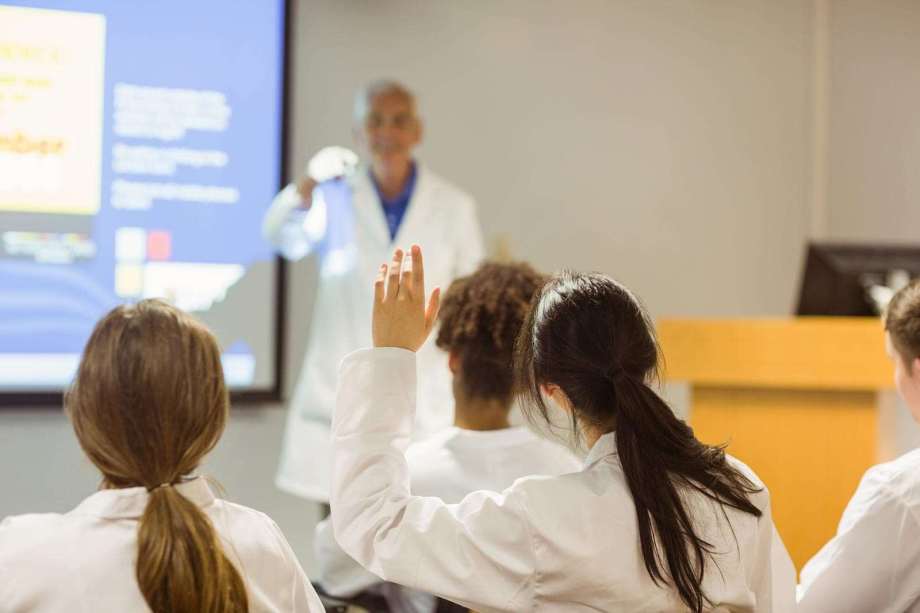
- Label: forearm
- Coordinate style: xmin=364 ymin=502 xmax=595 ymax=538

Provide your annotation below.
xmin=330 ymin=348 xmax=416 ymax=575
xmin=262 ymin=183 xmax=325 ymax=260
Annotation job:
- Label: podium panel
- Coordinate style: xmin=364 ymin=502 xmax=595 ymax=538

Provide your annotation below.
xmin=658 ymin=318 xmax=892 ymax=570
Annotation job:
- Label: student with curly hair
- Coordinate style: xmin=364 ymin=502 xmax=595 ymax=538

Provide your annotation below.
xmin=315 ymin=260 xmax=579 ymax=612
xmin=330 ymin=246 xmax=795 ymax=612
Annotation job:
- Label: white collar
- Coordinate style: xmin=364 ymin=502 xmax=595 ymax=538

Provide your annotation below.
xmin=443 ymin=425 xmax=539 ymax=448
xmin=583 ymin=431 xmax=618 ymax=468
xmin=71 ymin=476 xmax=216 ymax=520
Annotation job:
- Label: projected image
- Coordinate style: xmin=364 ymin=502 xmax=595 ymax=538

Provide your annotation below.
xmin=0 ymin=1 xmax=286 ymax=392
xmin=0 ymin=6 xmax=105 ymax=217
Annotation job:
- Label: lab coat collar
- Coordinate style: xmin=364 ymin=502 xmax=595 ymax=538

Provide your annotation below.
xmin=392 ymin=162 xmax=442 ymax=248
xmin=583 ymin=431 xmax=618 ymax=469
xmin=349 ymin=163 xmax=439 ymax=248
xmin=350 ymin=165 xmax=438 ymax=248
xmin=71 ymin=476 xmax=216 ymax=520
xmin=445 ymin=425 xmax=543 ymax=448
xmin=393 ymin=163 xmax=438 ymax=247
xmin=348 ymin=170 xmax=390 ymax=247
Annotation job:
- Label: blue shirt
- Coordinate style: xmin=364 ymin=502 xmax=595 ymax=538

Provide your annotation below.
xmin=370 ymin=162 xmax=417 ymax=240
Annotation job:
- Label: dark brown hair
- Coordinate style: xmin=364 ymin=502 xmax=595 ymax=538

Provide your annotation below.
xmin=885 ymin=278 xmax=920 ymax=366
xmin=515 ymin=272 xmax=762 ymax=612
xmin=435 ymin=261 xmax=546 ymax=404
xmin=67 ymin=299 xmax=248 ymax=613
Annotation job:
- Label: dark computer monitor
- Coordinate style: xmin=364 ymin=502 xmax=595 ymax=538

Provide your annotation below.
xmin=796 ymin=243 xmax=920 ymax=316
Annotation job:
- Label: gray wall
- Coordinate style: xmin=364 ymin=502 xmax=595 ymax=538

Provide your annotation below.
xmin=5 ymin=0 xmax=916 ymax=574
xmin=289 ymin=0 xmax=814 ymax=317
xmin=826 ymin=0 xmax=920 ymax=242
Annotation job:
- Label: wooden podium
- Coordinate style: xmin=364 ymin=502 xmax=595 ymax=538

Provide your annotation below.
xmin=657 ymin=318 xmax=894 ymax=571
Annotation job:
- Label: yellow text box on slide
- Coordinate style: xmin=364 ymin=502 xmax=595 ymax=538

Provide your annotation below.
xmin=0 ymin=6 xmax=106 ymax=215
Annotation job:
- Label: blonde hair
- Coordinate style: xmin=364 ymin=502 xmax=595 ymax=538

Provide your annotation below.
xmin=67 ymin=299 xmax=248 ymax=612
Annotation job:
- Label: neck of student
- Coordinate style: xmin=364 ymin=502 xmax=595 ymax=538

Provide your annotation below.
xmin=585 ymin=428 xmax=603 ymax=450
xmin=372 ymin=159 xmax=413 ymax=201
xmin=453 ymin=396 xmax=512 ymax=431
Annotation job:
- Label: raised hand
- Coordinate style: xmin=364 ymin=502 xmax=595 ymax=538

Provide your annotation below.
xmin=372 ymin=245 xmax=441 ymax=351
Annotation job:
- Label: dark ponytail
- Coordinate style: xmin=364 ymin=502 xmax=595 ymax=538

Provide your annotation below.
xmin=516 ymin=272 xmax=762 ymax=612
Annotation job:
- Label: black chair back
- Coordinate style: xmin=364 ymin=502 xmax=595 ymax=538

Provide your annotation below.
xmin=434 ymin=598 xmax=470 ymax=613
xmin=312 ymin=583 xmax=390 ymax=613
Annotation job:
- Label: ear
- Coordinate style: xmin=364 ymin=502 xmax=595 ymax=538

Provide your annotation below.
xmin=413 ymin=118 xmax=424 ymax=146
xmin=448 ymin=351 xmax=460 ymax=374
xmin=541 ymin=383 xmax=573 ymax=414
xmin=911 ymin=356 xmax=920 ymax=380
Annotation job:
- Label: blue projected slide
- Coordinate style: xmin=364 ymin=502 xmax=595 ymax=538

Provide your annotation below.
xmin=0 ymin=1 xmax=286 ymax=392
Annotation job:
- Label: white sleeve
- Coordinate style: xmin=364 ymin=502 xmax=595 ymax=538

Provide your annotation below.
xmin=331 ymin=348 xmax=537 ymax=612
xmin=313 ymin=517 xmax=384 ymax=596
xmin=797 ymin=469 xmax=920 ymax=612
xmin=742 ymin=492 xmax=797 ymax=611
xmin=729 ymin=467 xmax=796 ymax=612
xmin=766 ymin=522 xmax=797 ymax=611
xmin=452 ymin=194 xmax=485 ymax=277
xmin=262 ymin=183 xmax=326 ymax=261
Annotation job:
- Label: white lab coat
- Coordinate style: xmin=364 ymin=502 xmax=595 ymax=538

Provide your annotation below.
xmin=331 ymin=348 xmax=798 ymax=613
xmin=265 ymin=165 xmax=484 ymax=501
xmin=316 ymin=425 xmax=583 ymax=612
xmin=798 ymin=447 xmax=920 ymax=612
xmin=0 ymin=477 xmax=324 ymax=612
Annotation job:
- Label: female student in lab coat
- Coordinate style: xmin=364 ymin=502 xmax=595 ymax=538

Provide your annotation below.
xmin=0 ymin=300 xmax=323 ymax=613
xmin=330 ymin=246 xmax=796 ymax=613
xmin=315 ymin=261 xmax=581 ymax=612
xmin=798 ymin=278 xmax=920 ymax=612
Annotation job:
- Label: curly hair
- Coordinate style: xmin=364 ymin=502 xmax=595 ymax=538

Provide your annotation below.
xmin=886 ymin=278 xmax=920 ymax=365
xmin=436 ymin=261 xmax=546 ymax=403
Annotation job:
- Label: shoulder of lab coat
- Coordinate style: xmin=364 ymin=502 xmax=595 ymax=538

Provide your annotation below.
xmin=518 ymin=435 xmax=584 ymax=475
xmin=414 ymin=165 xmax=485 ymax=276
xmin=332 ymin=348 xmax=537 ymax=612
xmin=724 ymin=456 xmax=797 ymax=613
xmin=797 ymin=447 xmax=920 ymax=612
xmin=0 ymin=483 xmax=325 ymax=612
xmin=404 ymin=427 xmax=583 ymax=501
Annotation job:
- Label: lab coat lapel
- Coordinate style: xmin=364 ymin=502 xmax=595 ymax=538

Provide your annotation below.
xmin=393 ymin=165 xmax=437 ymax=247
xmin=350 ymin=170 xmax=391 ymax=249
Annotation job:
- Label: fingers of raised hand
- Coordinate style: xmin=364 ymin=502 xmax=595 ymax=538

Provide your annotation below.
xmin=410 ymin=244 xmax=425 ymax=300
xmin=374 ymin=264 xmax=386 ymax=303
xmin=386 ymin=248 xmax=403 ymax=300
xmin=424 ymin=286 xmax=441 ymax=334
